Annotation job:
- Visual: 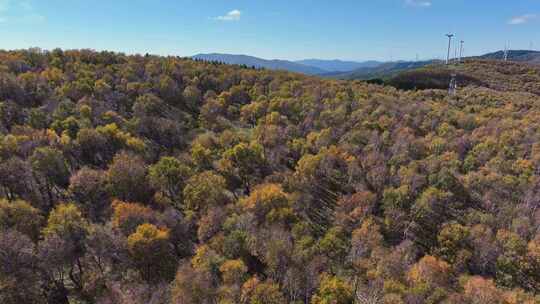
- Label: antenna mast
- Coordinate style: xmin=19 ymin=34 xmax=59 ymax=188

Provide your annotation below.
xmin=459 ymin=40 xmax=464 ymax=63
xmin=449 ymin=73 xmax=457 ymax=95
xmin=446 ymin=34 xmax=454 ymax=65
xmin=503 ymin=43 xmax=509 ymax=61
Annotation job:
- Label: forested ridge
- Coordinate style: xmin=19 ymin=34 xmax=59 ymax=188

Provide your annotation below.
xmin=0 ymin=48 xmax=539 ymax=303
xmin=384 ymin=60 xmax=540 ymax=94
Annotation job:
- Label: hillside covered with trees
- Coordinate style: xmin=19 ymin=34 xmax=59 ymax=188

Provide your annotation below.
xmin=384 ymin=59 xmax=540 ymax=95
xmin=0 ymin=48 xmax=540 ymax=304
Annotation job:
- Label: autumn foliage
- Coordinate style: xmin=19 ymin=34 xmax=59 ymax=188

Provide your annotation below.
xmin=0 ymin=48 xmax=539 ymax=303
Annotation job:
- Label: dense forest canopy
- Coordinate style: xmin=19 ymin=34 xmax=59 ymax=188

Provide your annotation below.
xmin=0 ymin=48 xmax=539 ymax=303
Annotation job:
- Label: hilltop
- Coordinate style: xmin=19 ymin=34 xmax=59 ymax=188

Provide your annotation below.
xmin=379 ymin=59 xmax=540 ymax=95
xmin=325 ymin=50 xmax=540 ymax=81
xmin=477 ymin=50 xmax=540 ymax=65
xmin=324 ymin=59 xmax=436 ymax=80
xmin=0 ymin=49 xmax=539 ymax=303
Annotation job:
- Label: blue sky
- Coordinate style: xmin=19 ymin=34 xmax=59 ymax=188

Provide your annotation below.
xmin=0 ymin=0 xmax=539 ymax=61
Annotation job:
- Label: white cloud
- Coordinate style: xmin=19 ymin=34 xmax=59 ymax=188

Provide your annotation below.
xmin=405 ymin=0 xmax=432 ymax=7
xmin=508 ymin=14 xmax=537 ymax=25
xmin=216 ymin=9 xmax=241 ymax=21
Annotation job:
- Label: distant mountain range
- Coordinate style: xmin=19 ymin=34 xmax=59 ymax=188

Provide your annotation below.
xmin=326 ymin=50 xmax=540 ymax=80
xmin=192 ymin=53 xmax=384 ymax=75
xmin=192 ymin=50 xmax=540 ymax=79
xmin=192 ymin=53 xmax=328 ymax=75
xmin=294 ymin=59 xmax=382 ymax=72
xmin=323 ymin=60 xmax=438 ymax=80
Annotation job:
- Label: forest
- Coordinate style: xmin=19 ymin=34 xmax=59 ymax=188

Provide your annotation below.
xmin=0 ymin=48 xmax=539 ymax=304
